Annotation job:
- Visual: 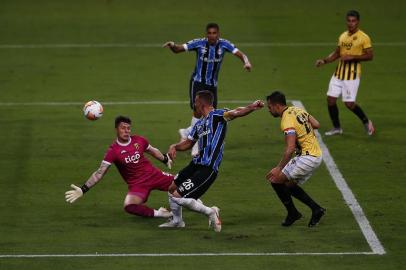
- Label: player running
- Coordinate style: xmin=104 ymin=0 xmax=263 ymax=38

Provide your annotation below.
xmin=65 ymin=116 xmax=174 ymax=219
xmin=266 ymin=91 xmax=325 ymax=227
xmin=159 ymin=91 xmax=264 ymax=232
xmin=315 ymin=10 xmax=374 ymax=136
xmin=163 ymin=23 xmax=252 ymax=155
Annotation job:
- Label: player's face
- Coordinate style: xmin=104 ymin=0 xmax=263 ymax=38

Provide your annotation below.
xmin=206 ymin=28 xmax=219 ymax=44
xmin=267 ymin=102 xmax=280 ymax=117
xmin=116 ymin=122 xmax=131 ymax=142
xmin=194 ymin=96 xmax=204 ymax=116
xmin=346 ymin=16 xmax=359 ymax=33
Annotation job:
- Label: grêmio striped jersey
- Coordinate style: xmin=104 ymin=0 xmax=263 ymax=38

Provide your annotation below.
xmin=335 ymin=29 xmax=372 ymax=80
xmin=187 ymin=109 xmax=232 ymax=172
xmin=183 ymin=38 xmax=239 ymax=86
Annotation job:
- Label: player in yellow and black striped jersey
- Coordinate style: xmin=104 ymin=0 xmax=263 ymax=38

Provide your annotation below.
xmin=316 ymin=10 xmax=375 ymax=136
xmin=265 ymin=91 xmax=325 ymax=228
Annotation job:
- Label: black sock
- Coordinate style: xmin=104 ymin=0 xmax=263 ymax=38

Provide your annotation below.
xmin=351 ymin=105 xmax=369 ymax=124
xmin=328 ymin=104 xmax=341 ymax=128
xmin=271 ymin=183 xmax=299 ymax=215
xmin=288 ymin=185 xmax=320 ymax=211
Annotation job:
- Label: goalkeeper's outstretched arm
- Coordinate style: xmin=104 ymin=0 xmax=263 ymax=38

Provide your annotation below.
xmin=65 ymin=162 xmax=110 ymax=203
xmin=145 ymin=144 xmax=173 ymax=169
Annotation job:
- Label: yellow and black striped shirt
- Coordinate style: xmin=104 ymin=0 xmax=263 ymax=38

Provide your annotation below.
xmin=334 ymin=29 xmax=372 ymax=80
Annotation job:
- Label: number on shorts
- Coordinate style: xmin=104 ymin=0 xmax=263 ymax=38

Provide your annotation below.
xmin=182 ymin=179 xmax=194 ymax=191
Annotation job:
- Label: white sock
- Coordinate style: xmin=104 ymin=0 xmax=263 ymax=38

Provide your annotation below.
xmin=169 ymin=194 xmax=182 ymax=222
xmin=172 ymin=196 xmax=213 ymax=216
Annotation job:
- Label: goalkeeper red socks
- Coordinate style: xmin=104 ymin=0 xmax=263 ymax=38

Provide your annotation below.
xmin=124 ymin=204 xmax=154 ymax=217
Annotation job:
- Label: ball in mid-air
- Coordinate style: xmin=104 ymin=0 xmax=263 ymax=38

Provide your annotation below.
xmin=83 ymin=100 xmax=103 ymax=120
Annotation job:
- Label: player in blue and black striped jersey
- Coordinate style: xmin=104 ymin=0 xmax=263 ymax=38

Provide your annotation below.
xmin=159 ymin=90 xmax=263 ymax=232
xmin=163 ymin=23 xmax=252 ymax=155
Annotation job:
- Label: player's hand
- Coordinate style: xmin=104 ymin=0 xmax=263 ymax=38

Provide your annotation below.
xmin=65 ymin=184 xmax=83 ymax=203
xmin=168 ymin=144 xmax=177 ymax=160
xmin=340 ymin=55 xmax=354 ymax=62
xmin=251 ymin=100 xmax=264 ymax=110
xmin=315 ymin=59 xmax=325 ymax=67
xmin=244 ymin=62 xmax=252 ymax=71
xmin=162 ymin=41 xmax=175 ymax=48
xmin=266 ymin=167 xmax=283 ymax=183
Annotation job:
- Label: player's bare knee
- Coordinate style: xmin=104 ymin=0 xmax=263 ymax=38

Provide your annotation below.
xmin=327 ymin=96 xmax=337 ymax=106
xmin=168 ymin=182 xmax=178 ymax=194
xmin=123 ymin=194 xmax=143 ymax=207
xmin=344 ymin=102 xmax=356 ymax=110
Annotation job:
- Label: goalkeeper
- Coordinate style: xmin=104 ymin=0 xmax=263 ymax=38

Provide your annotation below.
xmin=65 ymin=115 xmax=174 ymax=219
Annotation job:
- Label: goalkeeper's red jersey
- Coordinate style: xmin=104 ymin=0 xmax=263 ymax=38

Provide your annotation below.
xmin=103 ymin=135 xmax=164 ymax=185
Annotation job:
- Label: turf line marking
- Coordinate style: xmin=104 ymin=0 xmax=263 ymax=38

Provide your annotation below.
xmin=292 ymin=100 xmax=386 ymax=255
xmin=0 ymin=100 xmax=253 ymax=106
xmin=0 ymin=252 xmax=376 ymax=258
xmin=0 ymin=42 xmax=405 ymax=49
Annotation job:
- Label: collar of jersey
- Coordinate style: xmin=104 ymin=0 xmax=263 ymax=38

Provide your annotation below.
xmin=204 ymin=38 xmax=219 ymax=46
xmin=347 ymin=29 xmax=360 ymax=36
xmin=281 ymin=106 xmax=289 ymax=117
xmin=116 ymin=137 xmax=132 ymax=146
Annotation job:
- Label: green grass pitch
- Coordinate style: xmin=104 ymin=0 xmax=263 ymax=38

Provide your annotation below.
xmin=0 ymin=0 xmax=405 ymax=269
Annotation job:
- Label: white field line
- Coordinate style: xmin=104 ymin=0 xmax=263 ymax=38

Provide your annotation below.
xmin=0 ymin=42 xmax=405 ymax=49
xmin=291 ymin=100 xmax=386 ymax=255
xmin=0 ymin=252 xmax=376 ymax=258
xmin=0 ymin=100 xmax=253 ymax=106
xmin=0 ymin=100 xmax=385 ymax=258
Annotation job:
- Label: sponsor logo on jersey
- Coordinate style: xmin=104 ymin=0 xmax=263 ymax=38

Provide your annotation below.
xmin=125 ymin=152 xmax=141 ymax=164
xmin=341 ymin=42 xmax=353 ymax=50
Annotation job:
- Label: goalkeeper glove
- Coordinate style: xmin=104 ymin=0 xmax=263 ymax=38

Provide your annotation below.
xmin=65 ymin=184 xmax=87 ymax=203
xmin=161 ymin=153 xmax=173 ymax=169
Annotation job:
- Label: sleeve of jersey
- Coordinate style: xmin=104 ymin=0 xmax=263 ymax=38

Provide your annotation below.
xmin=281 ymin=116 xmax=296 ymax=136
xmin=362 ymin=34 xmax=372 ymax=49
xmin=103 ymin=147 xmax=115 ymax=165
xmin=222 ymin=40 xmax=239 ymax=54
xmin=139 ymin=136 xmax=150 ymax=151
xmin=183 ymin=39 xmax=201 ymax=51
xmin=222 ymin=109 xmax=232 ymax=122
xmin=187 ymin=124 xmax=199 ymax=141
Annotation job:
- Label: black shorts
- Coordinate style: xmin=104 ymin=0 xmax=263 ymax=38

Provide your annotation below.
xmin=189 ymin=79 xmax=218 ymax=110
xmin=174 ymin=162 xmax=218 ymax=199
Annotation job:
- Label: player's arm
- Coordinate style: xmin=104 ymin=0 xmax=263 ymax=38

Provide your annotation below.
xmin=315 ymin=47 xmax=340 ymax=67
xmin=145 ymin=144 xmax=173 ymax=169
xmin=266 ymin=132 xmax=297 ymax=181
xmin=309 ymin=115 xmax=320 ymax=129
xmin=65 ymin=161 xmax=110 ymax=203
xmin=162 ymin=41 xmax=186 ymax=54
xmin=233 ymin=50 xmax=252 ymax=71
xmin=278 ymin=133 xmax=297 ymax=169
xmin=167 ymin=139 xmax=195 ymax=160
xmin=341 ymin=47 xmax=373 ymax=62
xmin=224 ymin=100 xmax=264 ymax=121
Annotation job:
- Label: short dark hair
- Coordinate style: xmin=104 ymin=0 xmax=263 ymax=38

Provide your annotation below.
xmin=115 ymin=115 xmax=131 ymax=128
xmin=266 ymin=91 xmax=287 ymax=105
xmin=206 ymin=23 xmax=219 ymax=31
xmin=347 ymin=10 xmax=360 ymax=20
xmin=196 ymin=90 xmax=214 ymax=105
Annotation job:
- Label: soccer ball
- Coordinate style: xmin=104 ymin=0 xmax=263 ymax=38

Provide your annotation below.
xmin=83 ymin=100 xmax=103 ymax=120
